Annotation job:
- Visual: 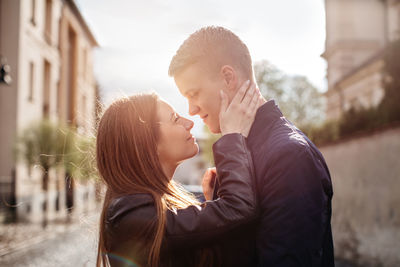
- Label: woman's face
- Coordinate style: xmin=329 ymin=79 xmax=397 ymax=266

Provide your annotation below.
xmin=156 ymin=99 xmax=199 ymax=167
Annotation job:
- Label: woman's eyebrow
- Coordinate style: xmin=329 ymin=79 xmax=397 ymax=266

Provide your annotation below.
xmin=169 ymin=112 xmax=176 ymax=121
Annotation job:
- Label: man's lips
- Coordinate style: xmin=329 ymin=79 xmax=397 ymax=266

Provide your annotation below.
xmin=187 ymin=134 xmax=195 ymax=141
xmin=201 ymin=114 xmax=208 ymax=120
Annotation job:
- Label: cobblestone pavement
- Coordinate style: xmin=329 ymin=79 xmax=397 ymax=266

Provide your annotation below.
xmin=0 ymin=211 xmax=355 ymax=267
xmin=0 ymin=212 xmax=99 ymax=267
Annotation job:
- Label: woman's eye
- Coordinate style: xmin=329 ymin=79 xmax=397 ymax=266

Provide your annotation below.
xmin=174 ymin=114 xmax=180 ymax=123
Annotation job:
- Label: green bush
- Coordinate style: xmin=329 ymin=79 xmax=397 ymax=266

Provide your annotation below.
xmin=302 ymin=120 xmax=339 ymax=145
xmin=15 ymin=120 xmax=98 ymax=182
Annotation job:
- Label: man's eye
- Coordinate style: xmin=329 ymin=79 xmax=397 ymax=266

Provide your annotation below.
xmin=188 ymin=92 xmax=198 ymax=99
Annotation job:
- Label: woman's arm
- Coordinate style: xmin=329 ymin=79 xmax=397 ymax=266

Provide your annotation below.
xmin=163 ymin=132 xmax=256 ymax=251
xmin=106 ymin=134 xmax=257 ymax=253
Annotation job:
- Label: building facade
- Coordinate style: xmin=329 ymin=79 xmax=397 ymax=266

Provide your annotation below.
xmin=0 ymin=0 xmax=99 ymax=223
xmin=323 ymin=0 xmax=400 ymax=120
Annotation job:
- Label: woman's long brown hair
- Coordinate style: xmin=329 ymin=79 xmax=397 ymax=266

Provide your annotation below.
xmin=95 ymin=93 xmax=204 ymax=267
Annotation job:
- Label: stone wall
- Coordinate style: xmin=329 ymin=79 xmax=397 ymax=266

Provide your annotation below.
xmin=320 ymin=126 xmax=400 ymax=266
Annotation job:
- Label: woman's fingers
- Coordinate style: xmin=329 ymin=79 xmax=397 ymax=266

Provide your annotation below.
xmin=202 ymin=168 xmax=216 ymax=185
xmin=202 ymin=167 xmax=216 ymax=201
xmin=241 ymin=82 xmax=257 ymax=107
xmin=249 ymin=86 xmax=260 ymax=115
xmin=209 ymin=167 xmax=217 ymax=176
xmin=231 ymin=80 xmax=250 ymax=106
xmin=219 ymin=79 xmax=261 ymax=136
xmin=219 ymin=90 xmax=229 ymax=114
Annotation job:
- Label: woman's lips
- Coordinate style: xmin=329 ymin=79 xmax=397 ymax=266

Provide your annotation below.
xmin=187 ymin=135 xmax=195 ymax=142
xmin=201 ymin=114 xmax=208 ymax=122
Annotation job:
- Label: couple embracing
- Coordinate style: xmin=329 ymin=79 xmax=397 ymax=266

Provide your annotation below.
xmin=95 ymin=26 xmax=334 ymax=267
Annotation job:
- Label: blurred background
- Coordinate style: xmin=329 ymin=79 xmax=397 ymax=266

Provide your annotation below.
xmin=0 ymin=0 xmax=399 ymax=266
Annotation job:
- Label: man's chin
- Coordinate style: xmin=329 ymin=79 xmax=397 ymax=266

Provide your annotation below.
xmin=207 ymin=124 xmax=221 ymax=134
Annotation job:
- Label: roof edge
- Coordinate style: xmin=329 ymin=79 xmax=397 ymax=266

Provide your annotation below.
xmin=64 ymin=0 xmax=99 ymax=47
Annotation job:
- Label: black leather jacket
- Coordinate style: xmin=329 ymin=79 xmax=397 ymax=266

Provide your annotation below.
xmin=105 ymin=133 xmax=257 ymax=267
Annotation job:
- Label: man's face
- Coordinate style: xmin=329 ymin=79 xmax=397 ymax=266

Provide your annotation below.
xmin=174 ymin=62 xmax=226 ymax=134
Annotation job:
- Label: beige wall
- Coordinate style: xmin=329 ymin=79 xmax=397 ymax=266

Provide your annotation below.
xmin=388 ymin=0 xmax=400 ymax=41
xmin=324 ymin=0 xmax=386 ymax=86
xmin=320 ymin=126 xmax=400 ymax=266
xmin=340 ymin=67 xmax=384 ymax=111
xmin=0 ymin=0 xmax=98 ymax=223
xmin=325 ymin=0 xmax=386 ymax=48
xmin=325 ymin=59 xmax=385 ymax=120
xmin=4 ymin=0 xmax=63 ymax=206
xmin=0 ymin=0 xmax=20 ymax=182
xmin=325 ymin=89 xmax=342 ymax=121
xmin=325 ymin=42 xmax=383 ymax=88
xmin=323 ymin=0 xmax=400 ymax=120
xmin=59 ymin=2 xmax=97 ymax=135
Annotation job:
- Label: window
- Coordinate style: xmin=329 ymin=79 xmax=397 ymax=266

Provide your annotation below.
xmin=82 ymin=47 xmax=87 ymax=78
xmin=44 ymin=0 xmax=52 ymax=43
xmin=31 ymin=0 xmax=36 ymax=25
xmin=397 ymin=7 xmax=400 ymax=38
xmin=43 ymin=60 xmax=51 ymax=117
xmin=28 ymin=62 xmax=34 ymax=102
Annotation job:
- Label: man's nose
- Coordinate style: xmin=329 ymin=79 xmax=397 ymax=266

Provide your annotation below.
xmin=182 ymin=118 xmax=194 ymax=131
xmin=188 ymin=102 xmax=200 ymax=116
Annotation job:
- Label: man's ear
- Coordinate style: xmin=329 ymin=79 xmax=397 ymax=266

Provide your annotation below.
xmin=220 ymin=65 xmax=238 ymax=92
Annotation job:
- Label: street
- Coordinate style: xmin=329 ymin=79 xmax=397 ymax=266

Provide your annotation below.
xmin=0 ymin=214 xmax=98 ymax=267
xmin=0 ymin=217 xmax=354 ymax=267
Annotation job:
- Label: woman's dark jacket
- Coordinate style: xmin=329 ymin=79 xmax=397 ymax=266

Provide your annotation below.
xmin=105 ymin=134 xmax=257 ymax=267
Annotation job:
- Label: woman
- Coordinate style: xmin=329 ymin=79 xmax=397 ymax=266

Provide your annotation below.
xmin=96 ymin=81 xmax=260 ymax=267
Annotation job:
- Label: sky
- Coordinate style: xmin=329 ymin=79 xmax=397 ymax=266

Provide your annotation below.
xmin=75 ymin=0 xmax=327 ymax=137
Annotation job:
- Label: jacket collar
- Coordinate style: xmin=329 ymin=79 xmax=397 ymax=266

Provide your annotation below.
xmin=106 ymin=193 xmax=153 ymax=223
xmin=247 ymin=99 xmax=283 ymax=142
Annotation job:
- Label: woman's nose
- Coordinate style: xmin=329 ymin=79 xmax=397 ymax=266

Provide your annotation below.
xmin=182 ymin=118 xmax=194 ymax=131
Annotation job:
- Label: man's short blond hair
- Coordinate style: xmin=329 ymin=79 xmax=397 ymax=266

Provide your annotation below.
xmin=168 ymin=26 xmax=253 ymax=79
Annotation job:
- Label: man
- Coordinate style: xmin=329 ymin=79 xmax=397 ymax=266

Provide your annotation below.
xmin=169 ymin=26 xmax=334 ymax=267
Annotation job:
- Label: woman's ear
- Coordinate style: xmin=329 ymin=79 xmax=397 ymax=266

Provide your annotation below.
xmin=220 ymin=65 xmax=238 ymax=92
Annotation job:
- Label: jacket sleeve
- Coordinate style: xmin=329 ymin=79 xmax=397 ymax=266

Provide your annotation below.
xmin=163 ymin=133 xmax=257 ymax=251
